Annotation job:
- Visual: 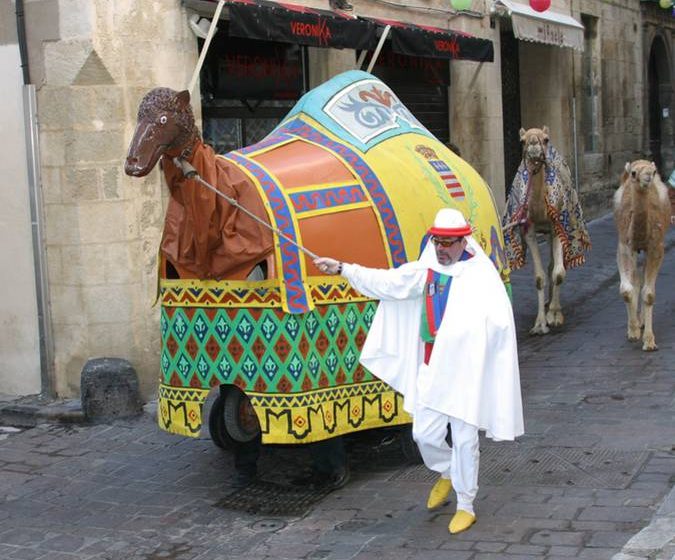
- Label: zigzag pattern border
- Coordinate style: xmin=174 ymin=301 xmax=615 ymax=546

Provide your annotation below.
xmin=156 ymin=381 xmax=411 ymax=443
xmin=160 ymin=278 xmax=370 ymax=308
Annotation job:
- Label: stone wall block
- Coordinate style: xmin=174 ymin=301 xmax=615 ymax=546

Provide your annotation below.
xmin=86 ymin=324 xmax=135 ymax=363
xmin=80 ymin=357 xmax=143 ymax=421
xmin=140 ymin=233 xmax=162 ymax=277
xmin=39 ymin=131 xmax=67 ymax=168
xmin=44 ymin=40 xmax=92 ymax=87
xmin=138 ymin=198 xmax=164 ymax=230
xmin=59 ymin=0 xmax=94 ymax=39
xmin=104 ymin=241 xmax=136 ymax=285
xmin=52 ymin=324 xmax=88 ymax=395
xmin=83 ymin=284 xmax=133 ymax=324
xmin=59 ymin=87 xmax=124 ymax=128
xmin=60 ymin=244 xmax=107 ymax=286
xmin=102 ymin=166 xmax=121 ymax=199
xmin=66 ymin=129 xmax=125 ymax=165
xmin=41 ymin=167 xmax=62 ymax=204
xmin=77 ymin=201 xmax=137 ymax=243
xmin=92 ymin=87 xmax=126 ymax=124
xmin=49 ymin=285 xmax=86 ymax=326
xmin=119 ymin=170 xmax=164 ymax=205
xmin=63 ymin=167 xmax=100 ymax=202
xmin=45 ymin=203 xmax=81 ymax=245
xmin=38 ymin=87 xmax=74 ymax=131
xmin=46 ymin=245 xmax=62 ymax=287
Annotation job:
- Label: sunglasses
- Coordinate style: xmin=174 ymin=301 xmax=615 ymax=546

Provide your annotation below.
xmin=431 ymin=236 xmax=463 ymax=248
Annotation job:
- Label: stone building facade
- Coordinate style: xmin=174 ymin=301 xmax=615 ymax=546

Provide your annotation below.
xmin=0 ymin=0 xmax=672 ymax=400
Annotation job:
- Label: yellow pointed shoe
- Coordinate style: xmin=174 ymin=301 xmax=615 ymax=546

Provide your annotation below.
xmin=426 ymin=478 xmax=453 ymax=510
xmin=449 ymin=510 xmax=476 ymax=534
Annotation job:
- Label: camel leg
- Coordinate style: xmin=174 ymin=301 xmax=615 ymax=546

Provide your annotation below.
xmin=617 ymin=242 xmax=640 ymax=341
xmin=640 ymin=248 xmax=664 ymax=351
xmin=635 ymin=260 xmax=644 ymax=330
xmin=546 ymin=235 xmax=566 ymax=327
xmin=524 ymin=228 xmax=549 ymax=334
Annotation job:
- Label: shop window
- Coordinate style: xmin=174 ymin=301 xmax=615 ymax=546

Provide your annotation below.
xmin=581 ymin=14 xmax=600 ymax=153
xmin=199 ymin=29 xmax=307 ymax=154
xmin=362 ymin=45 xmax=450 ymax=144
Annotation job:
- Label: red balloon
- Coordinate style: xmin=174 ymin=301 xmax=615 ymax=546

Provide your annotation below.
xmin=530 ymin=0 xmax=551 ymax=11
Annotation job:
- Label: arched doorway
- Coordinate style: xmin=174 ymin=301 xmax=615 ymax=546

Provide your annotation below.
xmin=647 ymin=35 xmax=672 ymax=175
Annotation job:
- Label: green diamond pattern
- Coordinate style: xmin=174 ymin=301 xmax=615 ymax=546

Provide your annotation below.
xmin=193 ymin=313 xmax=209 ymax=343
xmin=161 ymin=302 xmax=377 ymax=391
xmin=214 ymin=316 xmax=230 ymax=341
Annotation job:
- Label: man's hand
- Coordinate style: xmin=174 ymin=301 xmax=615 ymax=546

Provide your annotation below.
xmin=314 ymin=257 xmax=342 ymax=275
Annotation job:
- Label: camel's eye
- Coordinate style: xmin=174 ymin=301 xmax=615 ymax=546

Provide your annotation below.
xmin=159 ymin=115 xmax=167 ymax=125
xmin=543 ymin=136 xmax=549 ymax=144
xmin=631 ymin=170 xmax=637 ymax=178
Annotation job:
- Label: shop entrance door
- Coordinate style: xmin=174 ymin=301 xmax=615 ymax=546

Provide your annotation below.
xmin=500 ymin=24 xmax=522 ymax=200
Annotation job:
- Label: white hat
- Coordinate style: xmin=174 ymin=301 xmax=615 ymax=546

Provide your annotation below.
xmin=428 ymin=208 xmax=472 ymax=237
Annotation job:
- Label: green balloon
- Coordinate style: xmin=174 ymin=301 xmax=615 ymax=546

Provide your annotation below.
xmin=451 ymin=0 xmax=473 ymax=10
xmin=659 ymin=0 xmax=672 ymax=8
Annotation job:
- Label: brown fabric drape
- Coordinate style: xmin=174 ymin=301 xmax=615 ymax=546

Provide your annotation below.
xmin=160 ymin=141 xmax=273 ymax=280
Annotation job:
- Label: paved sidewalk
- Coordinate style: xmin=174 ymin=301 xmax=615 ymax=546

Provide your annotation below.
xmin=508 ymin=213 xmax=675 ymax=560
xmin=0 ymin=214 xmax=673 ymax=560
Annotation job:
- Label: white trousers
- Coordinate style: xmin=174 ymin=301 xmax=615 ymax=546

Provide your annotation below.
xmin=412 ymin=405 xmax=479 ymax=514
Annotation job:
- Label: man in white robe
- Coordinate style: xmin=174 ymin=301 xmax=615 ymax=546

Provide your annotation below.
xmin=314 ymin=208 xmax=524 ymax=534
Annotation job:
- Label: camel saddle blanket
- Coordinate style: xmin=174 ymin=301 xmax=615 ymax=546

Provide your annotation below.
xmin=502 ymin=145 xmax=591 ymax=270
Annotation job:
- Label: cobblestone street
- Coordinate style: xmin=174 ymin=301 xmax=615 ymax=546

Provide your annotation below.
xmin=1 ymin=215 xmax=674 ymax=560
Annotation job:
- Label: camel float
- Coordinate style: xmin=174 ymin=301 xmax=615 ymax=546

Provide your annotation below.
xmin=502 ymin=126 xmax=591 ymax=334
xmin=125 ymin=71 xmax=510 ymax=449
xmin=613 ymin=160 xmax=670 ymax=351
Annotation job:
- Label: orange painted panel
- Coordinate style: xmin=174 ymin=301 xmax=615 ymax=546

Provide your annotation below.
xmin=253 ymin=140 xmax=355 ymax=188
xmin=299 ymin=208 xmax=390 ymax=275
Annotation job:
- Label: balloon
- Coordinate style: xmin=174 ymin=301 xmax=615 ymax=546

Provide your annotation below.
xmin=450 ymin=0 xmax=472 ymax=10
xmin=530 ymin=0 xmax=551 ymax=11
xmin=659 ymin=0 xmax=672 ymax=8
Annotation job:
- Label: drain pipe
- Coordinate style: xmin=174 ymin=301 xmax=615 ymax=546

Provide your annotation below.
xmin=16 ymin=0 xmax=55 ymax=397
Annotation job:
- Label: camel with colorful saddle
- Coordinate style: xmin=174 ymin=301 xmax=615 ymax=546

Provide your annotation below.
xmin=125 ymin=70 xmax=510 ymax=450
xmin=502 ymin=126 xmax=591 ymax=335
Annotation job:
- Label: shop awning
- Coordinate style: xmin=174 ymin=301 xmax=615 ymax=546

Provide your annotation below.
xmin=185 ymin=1 xmax=492 ymax=60
xmin=188 ymin=0 xmax=380 ymax=50
xmin=367 ymin=17 xmax=494 ymax=62
xmin=492 ymin=0 xmax=584 ymax=51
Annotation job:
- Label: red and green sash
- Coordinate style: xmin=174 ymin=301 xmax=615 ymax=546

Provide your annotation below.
xmin=421 ymin=271 xmax=452 ymax=343
xmin=420 ymin=251 xmax=473 ymax=344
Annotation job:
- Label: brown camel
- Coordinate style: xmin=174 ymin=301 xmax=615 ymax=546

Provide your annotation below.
xmin=613 ymin=160 xmax=670 ymax=351
xmin=502 ymin=126 xmax=591 ymax=334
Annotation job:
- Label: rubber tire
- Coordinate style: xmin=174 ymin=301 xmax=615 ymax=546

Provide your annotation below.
xmin=222 ymin=388 xmax=261 ymax=443
xmin=208 ymin=392 xmax=236 ymax=449
xmin=208 ymin=387 xmax=261 ymax=449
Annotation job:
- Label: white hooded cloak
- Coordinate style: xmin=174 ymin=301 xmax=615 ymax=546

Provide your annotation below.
xmin=342 ymin=236 xmax=524 ymax=442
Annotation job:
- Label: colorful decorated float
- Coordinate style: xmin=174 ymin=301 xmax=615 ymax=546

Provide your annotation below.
xmin=127 ymin=70 xmax=509 ymax=450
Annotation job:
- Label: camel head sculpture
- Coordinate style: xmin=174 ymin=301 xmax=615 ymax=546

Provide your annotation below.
xmin=123 ymin=86 xmax=273 ymax=281
xmin=622 ymin=160 xmax=658 ymax=190
xmin=519 ymin=126 xmax=549 ymax=173
xmin=125 ymin=88 xmax=199 ymax=177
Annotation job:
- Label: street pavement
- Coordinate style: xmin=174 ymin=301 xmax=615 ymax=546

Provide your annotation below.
xmin=0 ymin=213 xmax=673 ymax=560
